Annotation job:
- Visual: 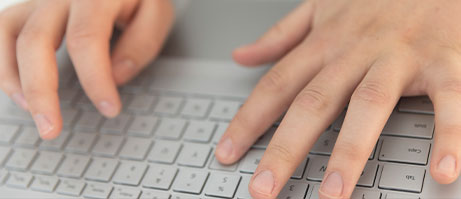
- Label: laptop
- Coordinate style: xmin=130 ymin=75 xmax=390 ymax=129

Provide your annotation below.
xmin=0 ymin=0 xmax=460 ymax=198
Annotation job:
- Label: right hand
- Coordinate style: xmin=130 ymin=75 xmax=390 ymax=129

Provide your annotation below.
xmin=0 ymin=0 xmax=174 ymax=139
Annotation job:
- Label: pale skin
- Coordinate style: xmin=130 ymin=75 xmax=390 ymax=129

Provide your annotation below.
xmin=1 ymin=0 xmax=461 ymax=198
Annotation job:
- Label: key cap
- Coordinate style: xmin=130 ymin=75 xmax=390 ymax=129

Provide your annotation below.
xmin=14 ymin=127 xmax=40 ymax=148
xmin=183 ymin=120 xmax=216 ymax=143
xmin=292 ymin=158 xmax=308 ymax=179
xmin=65 ymin=132 xmax=97 ymax=154
xmin=235 ymin=175 xmax=251 ymax=199
xmin=0 ymin=169 xmax=8 ymax=184
xmin=209 ymin=156 xmax=238 ymax=172
xmin=385 ymin=192 xmax=420 ymax=199
xmin=127 ymin=116 xmax=158 ymax=137
xmin=6 ymin=172 xmax=33 ymax=189
xmin=171 ymin=194 xmax=200 ymax=199
xmin=240 ymin=149 xmax=264 ymax=174
xmin=350 ymin=188 xmax=381 ymax=199
xmin=83 ymin=182 xmax=113 ymax=199
xmin=0 ymin=124 xmax=19 ymax=145
xmin=357 ymin=162 xmax=378 ymax=187
xmin=177 ymin=143 xmax=211 ymax=168
xmin=209 ymin=100 xmax=241 ymax=121
xmin=122 ymin=74 xmax=150 ymax=93
xmin=382 ymin=112 xmax=434 ymax=139
xmin=0 ymin=106 xmax=34 ymax=124
xmin=111 ymin=187 xmax=141 ymax=199
xmin=92 ymin=135 xmax=124 ymax=157
xmin=310 ymin=130 xmax=337 ymax=155
xmin=212 ymin=122 xmax=229 ymax=144
xmin=127 ymin=94 xmax=156 ymax=114
xmin=398 ymin=96 xmax=434 ymax=115
xmin=30 ymin=151 xmax=63 ymax=175
xmin=172 ymin=169 xmax=208 ymax=194
xmin=331 ymin=111 xmax=346 ymax=131
xmin=100 ymin=114 xmax=131 ymax=135
xmin=205 ymin=173 xmax=240 ymax=198
xmin=119 ymin=137 xmax=152 ymax=161
xmin=57 ymin=154 xmax=90 ymax=178
xmin=30 ymin=175 xmax=59 ymax=192
xmin=148 ymin=140 xmax=182 ymax=164
xmin=75 ymin=95 xmax=96 ymax=110
xmin=74 ymin=111 xmax=103 ymax=131
xmin=278 ymin=181 xmax=309 ymax=199
xmin=309 ymin=185 xmax=321 ymax=199
xmin=379 ymin=137 xmax=431 ymax=165
xmin=39 ymin=130 xmax=70 ymax=151
xmin=140 ymin=190 xmax=171 ymax=199
xmin=0 ymin=146 xmax=11 ymax=166
xmin=155 ymin=118 xmax=187 ymax=140
xmin=84 ymin=157 xmax=118 ymax=182
xmin=154 ymin=96 xmax=183 ymax=116
xmin=59 ymin=89 xmax=79 ymax=107
xmin=181 ymin=98 xmax=212 ymax=119
xmin=6 ymin=148 xmax=36 ymax=171
xmin=253 ymin=127 xmax=276 ymax=149
xmin=113 ymin=161 xmax=148 ymax=186
xmin=142 ymin=164 xmax=178 ymax=190
xmin=379 ymin=164 xmax=425 ymax=193
xmin=306 ymin=155 xmax=329 ymax=181
xmin=56 ymin=179 xmax=85 ymax=197
xmin=61 ymin=109 xmax=79 ymax=127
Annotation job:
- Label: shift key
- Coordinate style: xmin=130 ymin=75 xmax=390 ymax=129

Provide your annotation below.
xmin=382 ymin=112 xmax=434 ymax=139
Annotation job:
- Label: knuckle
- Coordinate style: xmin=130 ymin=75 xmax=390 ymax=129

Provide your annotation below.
xmin=266 ymin=143 xmax=295 ymax=162
xmin=17 ymin=27 xmax=47 ymax=47
xmin=293 ymin=86 xmax=329 ymax=113
xmin=258 ymin=69 xmax=287 ymax=92
xmin=352 ymin=81 xmax=391 ymax=105
xmin=66 ymin=28 xmax=101 ymax=51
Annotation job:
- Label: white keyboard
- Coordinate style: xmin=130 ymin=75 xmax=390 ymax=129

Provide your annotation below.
xmin=0 ymin=70 xmax=435 ymax=199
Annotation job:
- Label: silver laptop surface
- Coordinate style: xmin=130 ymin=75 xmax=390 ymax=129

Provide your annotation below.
xmin=0 ymin=0 xmax=460 ymax=198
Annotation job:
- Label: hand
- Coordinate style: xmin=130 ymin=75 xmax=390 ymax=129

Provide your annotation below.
xmin=215 ymin=0 xmax=461 ymax=198
xmin=0 ymin=0 xmax=174 ymax=139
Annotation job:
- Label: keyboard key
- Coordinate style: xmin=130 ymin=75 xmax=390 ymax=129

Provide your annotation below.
xmin=127 ymin=94 xmax=156 ymax=114
xmin=205 ymin=173 xmax=240 ymax=198
xmin=6 ymin=148 xmax=36 ymax=171
xmin=240 ymin=149 xmax=264 ymax=174
xmin=100 ymin=114 xmax=131 ymax=135
xmin=209 ymin=156 xmax=238 ymax=172
xmin=6 ymin=171 xmax=33 ymax=189
xmin=14 ymin=127 xmax=40 ymax=148
xmin=0 ymin=169 xmax=8 ymax=184
xmin=278 ymin=181 xmax=309 ymax=199
xmin=291 ymin=158 xmax=308 ymax=179
xmin=177 ymin=143 xmax=211 ymax=168
xmin=56 ymin=179 xmax=85 ymax=197
xmin=181 ymin=98 xmax=212 ymax=118
xmin=357 ymin=162 xmax=378 ymax=187
xmin=83 ymin=182 xmax=113 ymax=199
xmin=310 ymin=130 xmax=337 ymax=155
xmin=253 ymin=127 xmax=276 ymax=149
xmin=59 ymin=89 xmax=79 ymax=107
xmin=61 ymin=109 xmax=79 ymax=127
xmin=172 ymin=169 xmax=208 ymax=194
xmin=385 ymin=192 xmax=420 ymax=199
xmin=0 ymin=106 xmax=34 ymax=124
xmin=183 ymin=120 xmax=216 ymax=143
xmin=350 ymin=188 xmax=381 ymax=199
xmin=119 ymin=137 xmax=152 ymax=161
xmin=113 ymin=161 xmax=148 ymax=186
xmin=140 ymin=190 xmax=171 ymax=199
xmin=155 ymin=118 xmax=187 ymax=140
xmin=74 ymin=111 xmax=103 ymax=131
xmin=331 ymin=111 xmax=346 ymax=131
xmin=148 ymin=140 xmax=182 ymax=164
xmin=57 ymin=154 xmax=90 ymax=178
xmin=306 ymin=155 xmax=328 ymax=181
xmin=111 ymin=187 xmax=141 ymax=199
xmin=39 ymin=130 xmax=70 ymax=151
xmin=171 ymin=194 xmax=200 ymax=199
xmin=209 ymin=100 xmax=241 ymax=121
xmin=382 ymin=112 xmax=434 ymax=139
xmin=379 ymin=164 xmax=425 ymax=193
xmin=212 ymin=122 xmax=229 ymax=144
xmin=92 ymin=135 xmax=124 ymax=157
xmin=30 ymin=175 xmax=59 ymax=193
xmin=75 ymin=95 xmax=96 ymax=111
xmin=65 ymin=132 xmax=97 ymax=154
xmin=142 ymin=164 xmax=178 ymax=190
xmin=235 ymin=175 xmax=251 ymax=199
xmin=127 ymin=116 xmax=159 ymax=137
xmin=0 ymin=124 xmax=19 ymax=145
xmin=379 ymin=137 xmax=431 ymax=165
xmin=154 ymin=96 xmax=183 ymax=116
xmin=84 ymin=157 xmax=118 ymax=182
xmin=0 ymin=146 xmax=11 ymax=166
xmin=30 ymin=151 xmax=63 ymax=175
xmin=398 ymin=96 xmax=434 ymax=115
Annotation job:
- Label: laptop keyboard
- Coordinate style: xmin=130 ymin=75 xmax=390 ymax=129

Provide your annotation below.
xmin=0 ymin=71 xmax=435 ymax=199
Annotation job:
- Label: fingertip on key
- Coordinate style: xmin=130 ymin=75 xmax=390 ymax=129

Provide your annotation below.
xmin=215 ymin=137 xmax=235 ymax=164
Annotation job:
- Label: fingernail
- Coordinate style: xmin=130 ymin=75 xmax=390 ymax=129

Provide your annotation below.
xmin=216 ymin=138 xmax=233 ymax=159
xmin=438 ymin=155 xmax=457 ymax=177
xmin=114 ymin=59 xmax=135 ymax=71
xmin=98 ymin=101 xmax=117 ymax=118
xmin=33 ymin=114 xmax=54 ymax=138
xmin=11 ymin=92 xmax=29 ymax=110
xmin=320 ymin=172 xmax=343 ymax=197
xmin=251 ymin=170 xmax=275 ymax=195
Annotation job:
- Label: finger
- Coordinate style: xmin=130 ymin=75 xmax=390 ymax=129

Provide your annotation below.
xmin=215 ymin=35 xmax=326 ymax=165
xmin=66 ymin=0 xmax=124 ymax=118
xmin=16 ymin=0 xmax=70 ymax=139
xmin=233 ymin=0 xmax=315 ymax=66
xmin=0 ymin=1 xmax=33 ymax=110
xmin=428 ymin=65 xmax=461 ymax=184
xmin=248 ymin=47 xmax=373 ymax=199
xmin=319 ymin=55 xmax=417 ymax=198
xmin=111 ymin=0 xmax=174 ymax=85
